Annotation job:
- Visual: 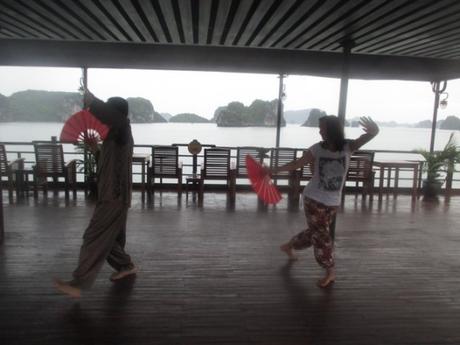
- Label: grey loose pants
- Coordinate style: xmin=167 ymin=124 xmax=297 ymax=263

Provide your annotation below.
xmin=71 ymin=200 xmax=133 ymax=289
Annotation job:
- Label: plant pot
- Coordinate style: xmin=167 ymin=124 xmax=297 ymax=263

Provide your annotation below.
xmin=86 ymin=174 xmax=98 ymax=199
xmin=422 ymin=180 xmax=442 ymax=200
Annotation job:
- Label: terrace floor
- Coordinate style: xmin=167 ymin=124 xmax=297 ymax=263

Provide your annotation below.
xmin=1 ymin=191 xmax=460 ymax=345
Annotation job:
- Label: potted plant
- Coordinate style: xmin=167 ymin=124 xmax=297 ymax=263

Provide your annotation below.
xmin=76 ymin=141 xmax=100 ymax=198
xmin=417 ymin=133 xmax=460 ymax=200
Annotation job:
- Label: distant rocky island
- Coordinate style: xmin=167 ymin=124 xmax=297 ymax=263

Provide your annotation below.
xmin=1 ymin=90 xmax=459 ymax=129
xmin=169 ymin=113 xmax=208 ymax=123
xmin=212 ymin=99 xmax=285 ymax=127
xmin=0 ymin=90 xmax=166 ymax=123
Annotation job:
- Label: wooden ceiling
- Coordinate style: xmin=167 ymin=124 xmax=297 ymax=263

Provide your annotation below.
xmin=1 ymin=0 xmax=460 ymax=80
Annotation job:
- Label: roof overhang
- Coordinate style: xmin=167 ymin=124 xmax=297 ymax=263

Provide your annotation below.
xmin=1 ymin=39 xmax=459 ymax=81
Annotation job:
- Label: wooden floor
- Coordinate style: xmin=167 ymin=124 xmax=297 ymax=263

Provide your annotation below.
xmin=1 ymin=191 xmax=460 ymax=345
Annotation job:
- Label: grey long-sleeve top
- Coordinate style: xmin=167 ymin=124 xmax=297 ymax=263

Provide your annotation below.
xmin=89 ymin=99 xmax=133 ymax=207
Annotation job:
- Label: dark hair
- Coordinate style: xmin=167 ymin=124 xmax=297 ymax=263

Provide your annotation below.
xmin=107 ymin=97 xmax=129 ymax=117
xmin=319 ymin=115 xmax=346 ymax=151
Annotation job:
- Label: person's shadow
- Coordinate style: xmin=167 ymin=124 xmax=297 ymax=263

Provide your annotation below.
xmin=62 ymin=275 xmax=136 ymax=345
xmin=279 ymin=260 xmax=335 ymax=342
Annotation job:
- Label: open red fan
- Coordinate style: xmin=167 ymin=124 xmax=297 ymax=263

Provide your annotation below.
xmin=245 ymin=154 xmax=282 ymax=204
xmin=60 ymin=110 xmax=109 ymax=144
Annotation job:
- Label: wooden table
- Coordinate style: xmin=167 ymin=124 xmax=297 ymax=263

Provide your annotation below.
xmin=373 ymin=160 xmax=421 ymax=200
xmin=185 ymin=174 xmax=203 ymax=202
xmin=133 ymin=153 xmax=150 ymax=195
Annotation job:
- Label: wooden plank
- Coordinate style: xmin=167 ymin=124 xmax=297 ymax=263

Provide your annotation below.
xmin=368 ymin=15 xmax=460 ymax=56
xmin=388 ymin=29 xmax=460 ymax=57
xmin=29 ymin=0 xmax=97 ymax=40
xmin=0 ymin=15 xmax=45 ymax=39
xmin=312 ymin=0 xmax=400 ymax=51
xmin=176 ymin=0 xmax=194 ymax=44
xmin=284 ymin=0 xmax=365 ymax=49
xmin=15 ymin=1 xmax=84 ymax=40
xmin=117 ymin=0 xmax=158 ymax=42
xmin=259 ymin=0 xmax=322 ymax=48
xmin=2 ymin=193 xmax=460 ymax=344
xmin=2 ymin=0 xmax=64 ymax=39
xmin=222 ymin=0 xmax=256 ymax=46
xmin=271 ymin=0 xmax=346 ymax=49
xmin=355 ymin=0 xmax=460 ymax=53
xmin=234 ymin=0 xmax=277 ymax=46
xmin=78 ymin=0 xmax=128 ymax=41
xmin=328 ymin=0 xmax=437 ymax=51
xmin=157 ymin=0 xmax=183 ymax=43
xmin=95 ymin=0 xmax=141 ymax=42
xmin=198 ymin=0 xmax=213 ymax=44
xmin=298 ymin=0 xmax=384 ymax=50
xmin=208 ymin=0 xmax=233 ymax=45
xmin=251 ymin=0 xmax=303 ymax=47
xmin=136 ymin=0 xmax=168 ymax=43
xmin=58 ymin=0 xmax=115 ymax=41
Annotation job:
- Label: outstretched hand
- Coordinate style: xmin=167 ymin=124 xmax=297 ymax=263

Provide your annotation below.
xmin=359 ymin=116 xmax=379 ymax=136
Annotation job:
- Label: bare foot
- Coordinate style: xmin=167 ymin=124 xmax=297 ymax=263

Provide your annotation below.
xmin=54 ymin=278 xmax=81 ymax=298
xmin=280 ymin=243 xmax=298 ymax=261
xmin=317 ymin=270 xmax=336 ymax=288
xmin=110 ymin=265 xmax=138 ymax=281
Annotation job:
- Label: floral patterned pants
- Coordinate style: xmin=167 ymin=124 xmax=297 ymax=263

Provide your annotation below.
xmin=289 ymin=197 xmax=337 ymax=269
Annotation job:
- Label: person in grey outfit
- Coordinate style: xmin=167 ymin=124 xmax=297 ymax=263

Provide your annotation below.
xmin=55 ymin=91 xmax=137 ymax=298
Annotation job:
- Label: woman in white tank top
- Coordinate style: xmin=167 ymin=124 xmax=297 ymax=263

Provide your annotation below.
xmin=269 ymin=115 xmax=379 ymax=288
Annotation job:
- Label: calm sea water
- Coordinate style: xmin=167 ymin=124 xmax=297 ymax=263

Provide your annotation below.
xmin=0 ymin=121 xmax=457 ymax=151
xmin=1 ymin=122 xmax=459 ymax=186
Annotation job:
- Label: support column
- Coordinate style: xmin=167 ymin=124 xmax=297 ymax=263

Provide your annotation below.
xmin=0 ymin=183 xmax=3 ymax=244
xmin=81 ymin=66 xmax=88 ymax=91
xmin=430 ymin=81 xmax=447 ymax=153
xmin=337 ymin=40 xmax=353 ymax=125
xmin=275 ymin=73 xmax=286 ymax=149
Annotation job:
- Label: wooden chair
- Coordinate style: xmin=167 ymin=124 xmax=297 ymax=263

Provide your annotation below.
xmin=33 ymin=143 xmax=77 ymax=198
xmin=235 ymin=146 xmax=268 ymax=178
xmin=200 ymin=148 xmax=236 ymax=199
xmin=269 ymin=147 xmax=299 ymax=201
xmin=147 ymin=145 xmax=182 ymax=195
xmin=0 ymin=144 xmax=25 ymax=201
xmin=346 ymin=150 xmax=375 ymax=199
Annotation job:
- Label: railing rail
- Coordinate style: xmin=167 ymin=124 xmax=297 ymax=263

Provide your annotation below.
xmin=2 ymin=140 xmax=460 ymax=192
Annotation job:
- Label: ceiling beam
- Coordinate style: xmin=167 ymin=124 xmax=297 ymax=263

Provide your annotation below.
xmin=1 ymin=39 xmax=459 ymax=81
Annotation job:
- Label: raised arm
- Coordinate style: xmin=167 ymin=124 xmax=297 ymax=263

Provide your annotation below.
xmin=84 ymin=91 xmax=128 ymax=128
xmin=270 ymin=149 xmax=314 ymax=174
xmin=349 ymin=116 xmax=379 ymax=152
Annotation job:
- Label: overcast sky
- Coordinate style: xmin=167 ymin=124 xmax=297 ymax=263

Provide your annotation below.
xmin=1 ymin=66 xmax=459 ymax=123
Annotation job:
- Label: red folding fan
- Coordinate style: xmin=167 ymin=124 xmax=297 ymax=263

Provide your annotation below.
xmin=245 ymin=154 xmax=282 ymax=205
xmin=60 ymin=110 xmax=109 ymax=144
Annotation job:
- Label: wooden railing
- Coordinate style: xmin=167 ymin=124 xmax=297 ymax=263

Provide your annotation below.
xmin=1 ymin=141 xmax=460 ymax=194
